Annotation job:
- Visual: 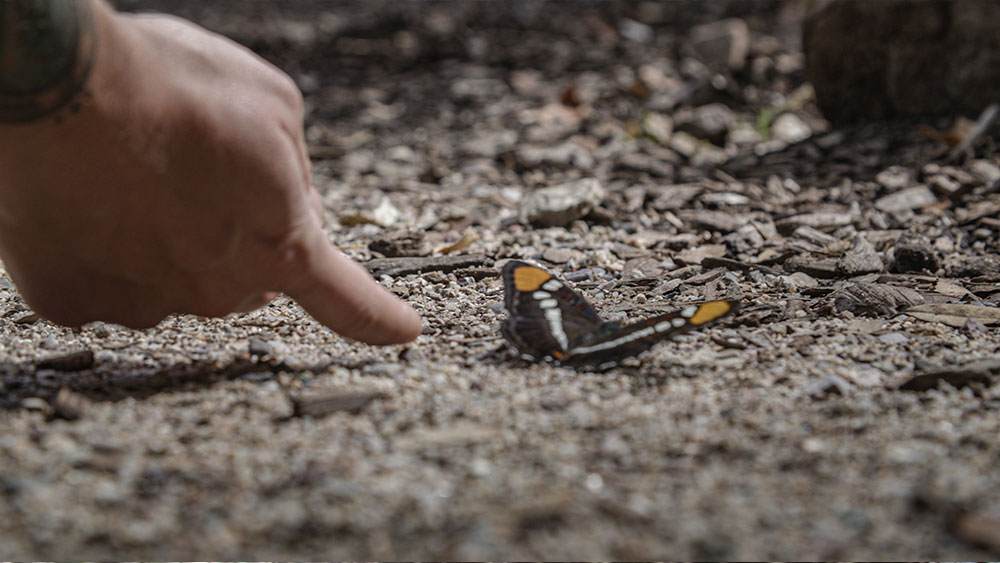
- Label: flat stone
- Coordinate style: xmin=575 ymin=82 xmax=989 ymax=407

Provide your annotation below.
xmin=541 ymin=247 xmax=575 ymax=264
xmin=688 ymin=18 xmax=751 ymax=71
xmin=622 ymin=257 xmax=668 ymax=280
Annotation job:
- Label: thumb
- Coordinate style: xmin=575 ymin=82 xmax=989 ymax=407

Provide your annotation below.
xmin=283 ymin=225 xmax=421 ymax=345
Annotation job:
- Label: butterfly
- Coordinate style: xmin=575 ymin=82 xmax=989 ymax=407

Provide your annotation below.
xmin=500 ymin=260 xmax=739 ymax=369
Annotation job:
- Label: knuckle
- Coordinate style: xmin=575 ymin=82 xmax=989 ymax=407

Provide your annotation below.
xmin=274 ymin=72 xmax=304 ymax=110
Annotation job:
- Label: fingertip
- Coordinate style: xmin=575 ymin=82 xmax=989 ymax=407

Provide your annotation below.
xmin=371 ymin=299 xmax=422 ymax=345
xmin=282 ymin=231 xmax=423 ymax=346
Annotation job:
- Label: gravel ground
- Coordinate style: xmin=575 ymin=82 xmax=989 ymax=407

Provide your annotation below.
xmin=2 ymin=1 xmax=999 ymax=558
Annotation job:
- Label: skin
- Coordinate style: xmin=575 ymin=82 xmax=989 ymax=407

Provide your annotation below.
xmin=0 ymin=0 xmax=421 ymax=344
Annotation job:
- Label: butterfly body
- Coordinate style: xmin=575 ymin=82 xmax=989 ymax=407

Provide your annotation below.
xmin=500 ymin=261 xmax=738 ymax=368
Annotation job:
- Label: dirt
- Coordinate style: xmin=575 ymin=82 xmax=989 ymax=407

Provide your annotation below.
xmin=2 ymin=1 xmax=999 ymax=558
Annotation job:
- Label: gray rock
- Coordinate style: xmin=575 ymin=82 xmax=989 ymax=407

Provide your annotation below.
xmin=874 ymin=185 xmax=937 ymax=213
xmin=689 ymin=18 xmax=751 ymax=71
xmin=875 ymin=166 xmax=913 ymax=190
xmin=969 ymin=159 xmax=1000 ymax=184
xmin=642 ymin=112 xmax=673 ymax=143
xmin=247 ymin=337 xmax=274 ymax=358
xmin=668 ymin=131 xmax=700 ymax=158
xmin=674 ymin=103 xmax=735 ymax=145
xmin=521 ymin=178 xmax=605 ymax=227
xmin=770 ymin=113 xmax=812 ymax=144
xmin=619 ymin=18 xmax=653 ymax=43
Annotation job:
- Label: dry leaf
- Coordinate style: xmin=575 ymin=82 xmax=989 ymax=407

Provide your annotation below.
xmin=340 ymin=212 xmax=378 ymax=226
xmin=906 ymin=303 xmax=1000 ymax=327
xmin=934 ymin=279 xmax=971 ymax=298
xmin=436 ymin=228 xmax=479 ymax=255
xmin=898 ymin=358 xmax=1000 ymax=391
xmin=916 ymin=117 xmax=975 ymax=146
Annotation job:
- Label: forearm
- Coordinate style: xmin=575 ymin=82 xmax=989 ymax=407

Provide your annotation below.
xmin=0 ymin=0 xmax=99 ymax=123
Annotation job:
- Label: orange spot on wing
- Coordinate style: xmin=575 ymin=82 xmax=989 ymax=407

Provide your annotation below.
xmin=552 ymin=350 xmax=564 ymax=360
xmin=689 ymin=301 xmax=732 ymax=325
xmin=513 ymin=266 xmax=552 ymax=291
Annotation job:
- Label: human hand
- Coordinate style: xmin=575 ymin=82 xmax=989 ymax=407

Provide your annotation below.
xmin=0 ymin=1 xmax=420 ymax=344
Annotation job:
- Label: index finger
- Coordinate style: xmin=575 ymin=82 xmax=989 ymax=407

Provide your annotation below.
xmin=281 ymin=222 xmax=421 ymax=345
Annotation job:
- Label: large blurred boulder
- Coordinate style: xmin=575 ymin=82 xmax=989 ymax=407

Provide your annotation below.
xmin=804 ymin=0 xmax=1000 ymax=124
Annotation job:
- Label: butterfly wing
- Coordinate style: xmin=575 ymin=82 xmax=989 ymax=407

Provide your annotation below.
xmin=501 ymin=261 xmax=603 ymax=360
xmin=563 ymin=300 xmax=739 ymax=367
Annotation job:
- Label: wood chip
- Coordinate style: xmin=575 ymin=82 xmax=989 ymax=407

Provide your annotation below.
xmin=934 ymin=280 xmax=972 ymax=298
xmin=792 ymin=225 xmax=838 ymax=246
xmin=775 ymin=211 xmax=853 ymax=235
xmin=828 ymin=282 xmax=924 ymax=316
xmin=838 ymin=235 xmax=883 ymax=275
xmin=292 ymin=389 xmax=388 ymax=417
xmin=701 ymin=256 xmax=779 ymax=275
xmin=366 ymin=253 xmax=490 ymax=277
xmin=967 ymin=282 xmax=1000 ymax=296
xmin=648 ymin=184 xmax=702 ymax=211
xmin=397 ymin=423 xmax=500 ymax=450
xmin=36 ymin=350 xmax=95 ymax=372
xmin=675 ymin=244 xmax=727 ymax=265
xmin=898 ymin=358 xmax=1000 ymax=391
xmin=683 ymin=267 xmax=727 ymax=285
xmin=622 ymin=257 xmax=667 ymax=280
xmin=953 ymin=508 xmax=1000 ymax=551
xmin=783 ymin=255 xmax=841 ymax=278
xmin=958 ymin=200 xmax=1000 ymax=225
xmin=676 ymin=210 xmax=745 ymax=233
xmin=905 ymin=303 xmax=1000 ymax=327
